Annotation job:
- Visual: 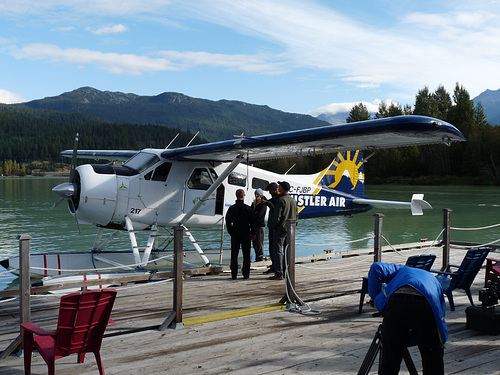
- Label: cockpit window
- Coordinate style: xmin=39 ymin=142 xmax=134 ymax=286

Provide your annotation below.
xmin=144 ymin=162 xmax=172 ymax=181
xmin=123 ymin=152 xmax=160 ymax=173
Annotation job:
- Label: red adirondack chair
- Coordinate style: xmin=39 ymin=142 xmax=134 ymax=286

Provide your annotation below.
xmin=21 ymin=289 xmax=117 ymax=375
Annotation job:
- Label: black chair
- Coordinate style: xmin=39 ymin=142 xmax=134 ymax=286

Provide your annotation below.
xmin=359 ymin=254 xmax=436 ymax=314
xmin=432 ymin=247 xmax=490 ymax=311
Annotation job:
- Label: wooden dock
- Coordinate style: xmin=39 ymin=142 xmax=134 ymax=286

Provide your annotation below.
xmin=1 ymin=246 xmax=499 ymax=374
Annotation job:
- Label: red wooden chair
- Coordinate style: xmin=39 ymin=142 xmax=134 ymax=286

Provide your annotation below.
xmin=21 ymin=289 xmax=117 ymax=375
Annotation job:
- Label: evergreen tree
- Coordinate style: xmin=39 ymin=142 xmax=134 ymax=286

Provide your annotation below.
xmin=346 ymin=103 xmax=370 ymax=123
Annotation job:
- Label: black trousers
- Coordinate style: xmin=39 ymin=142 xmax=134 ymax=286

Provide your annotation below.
xmin=230 ymin=234 xmax=251 ymax=279
xmin=381 ymin=293 xmax=444 ymax=375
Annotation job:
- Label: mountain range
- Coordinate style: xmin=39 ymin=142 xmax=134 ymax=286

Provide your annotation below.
xmin=472 ymin=89 xmax=500 ymax=125
xmin=15 ymin=87 xmax=500 ymax=143
xmin=17 ymin=87 xmax=328 ymax=142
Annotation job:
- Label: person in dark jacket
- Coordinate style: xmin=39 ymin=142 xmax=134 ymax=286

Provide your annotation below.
xmin=225 ymin=189 xmax=253 ymax=279
xmin=251 ymin=188 xmax=267 ymax=262
xmin=268 ymin=181 xmax=298 ymax=280
xmin=262 ymin=182 xmax=279 ymax=274
xmin=368 ymin=262 xmax=448 ymax=375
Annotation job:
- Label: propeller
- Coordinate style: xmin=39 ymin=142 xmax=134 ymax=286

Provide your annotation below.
xmin=52 ymin=133 xmax=81 ymax=233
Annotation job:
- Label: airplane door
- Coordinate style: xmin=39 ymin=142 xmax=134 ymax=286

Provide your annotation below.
xmin=183 ymin=167 xmax=218 ymax=216
xmin=139 ymin=162 xmax=172 ymax=208
xmin=124 ymin=162 xmax=173 ymax=226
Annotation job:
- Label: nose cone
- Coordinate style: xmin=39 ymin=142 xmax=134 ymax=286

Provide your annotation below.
xmin=52 ymin=182 xmax=77 ymax=198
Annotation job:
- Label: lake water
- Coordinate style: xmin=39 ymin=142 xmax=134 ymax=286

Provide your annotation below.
xmin=1 ymin=178 xmax=499 ymax=290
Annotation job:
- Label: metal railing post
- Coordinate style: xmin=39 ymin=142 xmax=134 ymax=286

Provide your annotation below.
xmin=373 ymin=214 xmax=384 ymax=263
xmin=442 ymin=209 xmax=452 ymax=271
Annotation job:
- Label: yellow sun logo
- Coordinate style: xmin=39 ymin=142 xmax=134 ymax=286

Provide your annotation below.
xmin=324 ymin=151 xmax=364 ymax=190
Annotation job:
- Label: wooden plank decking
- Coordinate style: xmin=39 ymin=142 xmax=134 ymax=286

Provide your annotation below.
xmin=1 ymin=246 xmax=499 ymax=374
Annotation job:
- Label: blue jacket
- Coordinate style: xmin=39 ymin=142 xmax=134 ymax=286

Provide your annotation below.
xmin=368 ymin=262 xmax=448 ymax=345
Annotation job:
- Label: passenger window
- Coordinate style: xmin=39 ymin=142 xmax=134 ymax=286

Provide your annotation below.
xmin=228 ymin=172 xmax=246 ymax=187
xmin=252 ymin=177 xmax=269 ymax=190
xmin=188 ymin=168 xmax=214 ymax=190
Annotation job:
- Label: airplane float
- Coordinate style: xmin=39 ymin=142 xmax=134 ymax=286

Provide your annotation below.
xmin=1 ymin=115 xmax=465 ymax=281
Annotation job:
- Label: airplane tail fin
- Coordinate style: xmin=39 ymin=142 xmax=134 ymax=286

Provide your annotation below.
xmin=315 ymin=151 xmax=365 ymax=196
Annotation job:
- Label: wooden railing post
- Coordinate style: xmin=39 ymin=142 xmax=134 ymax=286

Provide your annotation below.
xmin=159 ymin=226 xmax=184 ymax=331
xmin=19 ymin=235 xmax=32 ymax=328
xmin=442 ymin=209 xmax=452 ymax=271
xmin=373 ymin=214 xmax=384 ymax=263
xmin=0 ymin=235 xmax=32 ymax=360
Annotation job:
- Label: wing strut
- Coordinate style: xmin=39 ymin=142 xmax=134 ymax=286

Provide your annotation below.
xmin=180 ymin=154 xmax=244 ymax=226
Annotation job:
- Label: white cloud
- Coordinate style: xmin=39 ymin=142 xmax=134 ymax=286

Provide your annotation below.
xmin=179 ymin=0 xmax=500 ymax=98
xmin=309 ymin=99 xmax=394 ymax=116
xmin=90 ymin=24 xmax=128 ymax=35
xmin=0 ymin=89 xmax=26 ymax=104
xmin=158 ymin=50 xmax=287 ymax=74
xmin=9 ymin=43 xmax=286 ymax=75
xmin=10 ymin=43 xmax=176 ymax=75
xmin=3 ymin=0 xmax=500 ymax=105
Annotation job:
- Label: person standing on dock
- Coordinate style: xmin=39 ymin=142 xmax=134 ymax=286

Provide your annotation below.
xmin=268 ymin=181 xmax=298 ymax=280
xmin=368 ymin=262 xmax=448 ymax=375
xmin=251 ymin=188 xmax=267 ymax=262
xmin=226 ymin=189 xmax=254 ymax=279
xmin=262 ymin=182 xmax=280 ymax=275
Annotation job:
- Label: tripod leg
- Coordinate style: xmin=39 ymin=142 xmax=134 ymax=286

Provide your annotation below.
xmin=402 ymin=347 xmax=418 ymax=375
xmin=357 ymin=325 xmax=383 ymax=375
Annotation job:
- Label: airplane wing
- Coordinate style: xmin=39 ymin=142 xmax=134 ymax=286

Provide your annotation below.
xmin=60 ymin=150 xmax=138 ymax=161
xmin=161 ymin=115 xmax=465 ymax=162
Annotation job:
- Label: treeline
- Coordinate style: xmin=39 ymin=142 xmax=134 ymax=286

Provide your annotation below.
xmin=366 ymin=83 xmax=500 ymax=184
xmin=257 ymin=83 xmax=500 ymax=185
xmin=0 ymin=104 xmax=205 ymax=176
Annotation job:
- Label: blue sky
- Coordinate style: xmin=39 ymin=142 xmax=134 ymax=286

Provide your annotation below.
xmin=1 ymin=0 xmax=500 ymax=116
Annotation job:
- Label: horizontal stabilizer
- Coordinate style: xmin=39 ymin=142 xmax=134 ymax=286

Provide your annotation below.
xmin=352 ymin=194 xmax=432 ymax=216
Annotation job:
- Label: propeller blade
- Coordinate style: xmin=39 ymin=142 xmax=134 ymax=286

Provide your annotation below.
xmin=68 ymin=198 xmax=81 ymax=234
xmin=52 ymin=197 xmax=65 ymax=208
xmin=70 ymin=132 xmax=79 ymax=182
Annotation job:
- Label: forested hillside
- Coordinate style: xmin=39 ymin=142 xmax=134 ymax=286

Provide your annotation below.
xmin=0 ymin=104 xmax=204 ymax=175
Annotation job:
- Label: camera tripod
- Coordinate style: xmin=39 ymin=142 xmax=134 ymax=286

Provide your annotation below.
xmin=358 ymin=324 xmax=418 ymax=375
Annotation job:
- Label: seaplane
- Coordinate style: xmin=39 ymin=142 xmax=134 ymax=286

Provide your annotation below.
xmin=1 ymin=115 xmax=465 ymax=284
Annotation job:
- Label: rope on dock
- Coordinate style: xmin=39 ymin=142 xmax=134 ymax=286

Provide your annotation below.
xmin=451 ymin=238 xmax=500 ymax=249
xmin=296 ymin=236 xmax=374 ymax=247
xmin=451 ymin=222 xmax=500 ymax=231
xmin=297 ymin=253 xmax=373 ymax=271
xmin=0 ymin=268 xmax=17 ymax=276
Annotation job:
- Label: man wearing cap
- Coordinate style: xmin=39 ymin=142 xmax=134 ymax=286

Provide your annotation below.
xmin=262 ymin=182 xmax=280 ymax=274
xmin=268 ymin=181 xmax=298 ymax=280
xmin=251 ymin=188 xmax=267 ymax=262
